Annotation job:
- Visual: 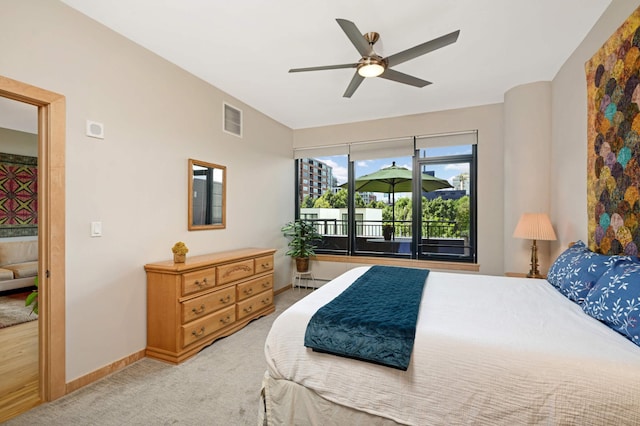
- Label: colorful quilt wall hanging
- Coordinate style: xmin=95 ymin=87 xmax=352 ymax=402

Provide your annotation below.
xmin=586 ymin=6 xmax=640 ymax=256
xmin=0 ymin=153 xmax=38 ymax=237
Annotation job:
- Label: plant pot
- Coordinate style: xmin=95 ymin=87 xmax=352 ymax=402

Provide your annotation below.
xmin=295 ymin=257 xmax=309 ymax=273
xmin=383 ymin=227 xmax=394 ymax=241
xmin=173 ymin=253 xmax=186 ymax=263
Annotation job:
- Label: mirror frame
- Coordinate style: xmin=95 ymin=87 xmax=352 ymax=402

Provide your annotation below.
xmin=188 ymin=158 xmax=227 ymax=230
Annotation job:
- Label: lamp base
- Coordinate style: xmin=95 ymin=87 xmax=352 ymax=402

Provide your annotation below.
xmin=527 ymin=239 xmax=542 ymax=279
xmin=526 ymin=271 xmax=545 ymax=279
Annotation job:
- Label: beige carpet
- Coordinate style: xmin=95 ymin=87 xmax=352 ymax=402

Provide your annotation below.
xmin=0 ymin=292 xmax=38 ymax=329
xmin=5 ymin=288 xmax=312 ymax=426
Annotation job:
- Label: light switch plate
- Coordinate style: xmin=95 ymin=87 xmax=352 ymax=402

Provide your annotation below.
xmin=91 ymin=221 xmax=102 ymax=237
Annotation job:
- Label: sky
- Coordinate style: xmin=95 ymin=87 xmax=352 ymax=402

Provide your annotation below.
xmin=317 ymin=145 xmax=470 ymax=183
xmin=314 ymin=144 xmax=471 ymax=202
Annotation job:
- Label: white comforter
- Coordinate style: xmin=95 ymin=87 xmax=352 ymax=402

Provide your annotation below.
xmin=264 ymin=266 xmax=640 ymax=425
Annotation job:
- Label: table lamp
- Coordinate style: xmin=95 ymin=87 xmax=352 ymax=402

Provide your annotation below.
xmin=513 ymin=213 xmax=557 ymax=278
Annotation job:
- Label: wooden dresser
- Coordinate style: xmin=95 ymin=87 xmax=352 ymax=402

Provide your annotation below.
xmin=144 ymin=247 xmax=276 ymax=364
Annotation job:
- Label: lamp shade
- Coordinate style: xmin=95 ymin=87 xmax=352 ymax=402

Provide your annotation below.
xmin=513 ymin=213 xmax=557 ymax=241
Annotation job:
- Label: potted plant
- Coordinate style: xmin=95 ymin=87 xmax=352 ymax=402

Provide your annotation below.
xmin=281 ymin=219 xmax=322 ymax=272
xmin=172 ymin=241 xmax=189 ymax=263
xmin=382 ymin=223 xmax=394 ymax=241
xmin=25 ymin=275 xmax=38 ymax=315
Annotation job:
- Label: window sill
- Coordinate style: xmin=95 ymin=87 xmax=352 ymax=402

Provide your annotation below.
xmin=314 ymin=254 xmax=480 ymax=272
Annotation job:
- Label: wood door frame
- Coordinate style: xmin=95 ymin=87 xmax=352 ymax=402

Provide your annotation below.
xmin=0 ymin=75 xmax=66 ymax=400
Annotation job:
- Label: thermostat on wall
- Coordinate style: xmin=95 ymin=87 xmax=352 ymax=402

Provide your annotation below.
xmin=86 ymin=120 xmax=104 ymax=139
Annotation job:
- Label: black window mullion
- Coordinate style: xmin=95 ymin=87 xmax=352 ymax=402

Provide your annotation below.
xmin=470 ymin=144 xmax=478 ymax=262
xmin=347 ymin=158 xmax=356 ymax=255
xmin=412 ymin=146 xmax=420 ymax=259
xmin=294 ymin=159 xmax=300 ymax=219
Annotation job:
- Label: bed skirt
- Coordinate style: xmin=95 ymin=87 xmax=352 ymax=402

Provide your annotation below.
xmin=259 ymin=371 xmax=402 ymax=426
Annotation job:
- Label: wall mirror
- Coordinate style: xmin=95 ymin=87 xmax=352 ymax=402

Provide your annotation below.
xmin=188 ymin=158 xmax=226 ymax=230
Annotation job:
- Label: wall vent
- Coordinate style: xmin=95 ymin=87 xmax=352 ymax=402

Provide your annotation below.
xmin=223 ymin=102 xmax=242 ymax=137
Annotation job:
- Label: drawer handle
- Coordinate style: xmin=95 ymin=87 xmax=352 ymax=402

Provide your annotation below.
xmin=261 ymin=298 xmax=271 ymax=305
xmin=243 ymin=305 xmax=253 ymax=313
xmin=194 ymin=277 xmax=208 ymax=287
xmin=224 ymin=265 xmax=252 ymax=278
xmin=262 ymin=281 xmax=270 ymax=288
xmin=220 ymin=295 xmax=231 ymax=303
xmin=261 ymin=263 xmax=270 ymax=269
xmin=192 ymin=304 xmax=206 ymax=314
xmin=220 ymin=315 xmax=231 ymax=324
xmin=243 ymin=288 xmax=253 ymax=295
xmin=192 ymin=326 xmax=205 ymax=337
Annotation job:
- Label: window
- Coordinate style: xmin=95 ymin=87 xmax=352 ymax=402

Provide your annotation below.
xmin=295 ymin=154 xmax=349 ymax=254
xmin=352 ymin=154 xmax=413 ymax=257
xmin=293 ymin=132 xmax=477 ymax=263
xmin=416 ymin=145 xmax=476 ymax=262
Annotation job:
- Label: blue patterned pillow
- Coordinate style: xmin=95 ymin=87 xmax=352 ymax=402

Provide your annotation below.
xmin=547 ymin=240 xmax=587 ymax=289
xmin=547 ymin=241 xmax=617 ymax=303
xmin=582 ymin=260 xmax=640 ymax=347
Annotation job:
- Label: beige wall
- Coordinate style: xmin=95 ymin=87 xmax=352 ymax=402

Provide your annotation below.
xmin=550 ymin=0 xmax=640 ymax=259
xmin=503 ymin=82 xmax=553 ymax=274
xmin=0 ymin=0 xmax=293 ymax=381
xmin=294 ymin=103 xmax=505 ymax=276
xmin=0 ymin=127 xmax=38 ymax=157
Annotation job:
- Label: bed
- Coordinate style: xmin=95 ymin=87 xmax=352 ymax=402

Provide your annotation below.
xmin=261 ymin=260 xmax=640 ymax=425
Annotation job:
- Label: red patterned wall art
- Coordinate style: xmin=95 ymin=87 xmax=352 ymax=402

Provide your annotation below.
xmin=586 ymin=6 xmax=640 ymax=255
xmin=0 ymin=153 xmax=38 ymax=237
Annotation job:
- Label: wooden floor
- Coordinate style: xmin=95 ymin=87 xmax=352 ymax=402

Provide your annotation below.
xmin=0 ymin=320 xmax=40 ymax=422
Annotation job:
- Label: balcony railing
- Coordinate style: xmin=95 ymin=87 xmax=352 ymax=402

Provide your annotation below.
xmin=306 ymin=219 xmax=462 ymax=239
xmin=303 ymin=218 xmax=472 ymax=259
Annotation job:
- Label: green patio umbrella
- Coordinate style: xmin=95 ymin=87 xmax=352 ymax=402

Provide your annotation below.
xmin=340 ymin=161 xmax=453 ymax=232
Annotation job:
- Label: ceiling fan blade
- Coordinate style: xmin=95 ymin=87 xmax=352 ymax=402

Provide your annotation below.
xmin=386 ymin=30 xmax=460 ymax=67
xmin=289 ymin=63 xmax=358 ymax=73
xmin=379 ymin=69 xmax=431 ymax=87
xmin=343 ymin=72 xmax=365 ymax=98
xmin=336 ymin=18 xmax=371 ymax=57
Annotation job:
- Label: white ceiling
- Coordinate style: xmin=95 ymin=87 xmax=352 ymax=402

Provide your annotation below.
xmin=2 ymin=1 xmax=613 ymax=132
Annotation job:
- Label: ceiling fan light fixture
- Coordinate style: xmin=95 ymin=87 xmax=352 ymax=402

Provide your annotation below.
xmin=357 ymin=58 xmax=385 ymax=78
xmin=290 ymin=19 xmax=460 ymax=97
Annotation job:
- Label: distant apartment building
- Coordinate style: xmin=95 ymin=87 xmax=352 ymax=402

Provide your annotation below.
xmin=424 ymin=172 xmax=469 ymax=201
xmin=358 ymin=192 xmax=378 ymax=204
xmin=452 ymin=172 xmax=470 ymax=192
xmin=299 ymin=158 xmax=334 ymax=202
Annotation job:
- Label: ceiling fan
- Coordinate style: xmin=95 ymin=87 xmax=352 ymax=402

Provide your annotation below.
xmin=289 ymin=19 xmax=460 ymax=98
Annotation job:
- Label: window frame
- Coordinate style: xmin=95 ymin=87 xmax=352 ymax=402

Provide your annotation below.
xmin=293 ymin=139 xmax=477 ymax=264
xmin=413 ymin=145 xmax=477 ymax=263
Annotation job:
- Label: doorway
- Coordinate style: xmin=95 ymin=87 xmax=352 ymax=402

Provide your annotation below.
xmin=0 ymin=75 xmax=66 ymax=420
xmin=0 ymin=98 xmax=39 ymax=420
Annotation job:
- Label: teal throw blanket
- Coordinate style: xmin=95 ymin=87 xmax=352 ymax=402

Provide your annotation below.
xmin=304 ymin=265 xmax=429 ymax=370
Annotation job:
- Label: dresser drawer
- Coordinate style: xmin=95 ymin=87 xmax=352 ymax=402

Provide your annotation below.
xmin=182 ymin=267 xmax=216 ymax=296
xmin=181 ymin=286 xmax=236 ymax=324
xmin=254 ymin=255 xmax=274 ymax=274
xmin=217 ymin=259 xmax=254 ymax=285
xmin=236 ymin=290 xmax=273 ymax=321
xmin=182 ymin=305 xmax=235 ymax=347
xmin=237 ymin=275 xmax=273 ymax=301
